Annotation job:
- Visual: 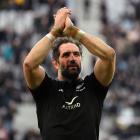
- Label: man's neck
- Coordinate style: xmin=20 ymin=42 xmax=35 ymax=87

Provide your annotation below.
xmin=57 ymin=76 xmax=80 ymax=82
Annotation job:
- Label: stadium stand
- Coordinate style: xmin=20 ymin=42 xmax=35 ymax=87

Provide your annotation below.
xmin=0 ymin=0 xmax=140 ymax=139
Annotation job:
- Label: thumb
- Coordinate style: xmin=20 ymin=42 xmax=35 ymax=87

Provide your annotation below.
xmin=64 ymin=17 xmax=73 ymax=30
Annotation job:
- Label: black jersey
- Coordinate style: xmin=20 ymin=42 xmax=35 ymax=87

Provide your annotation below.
xmin=29 ymin=73 xmax=109 ymax=140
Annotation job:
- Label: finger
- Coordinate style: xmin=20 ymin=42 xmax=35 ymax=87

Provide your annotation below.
xmin=57 ymin=7 xmax=71 ymax=14
xmin=60 ymin=7 xmax=67 ymax=9
xmin=55 ymin=8 xmax=72 ymax=19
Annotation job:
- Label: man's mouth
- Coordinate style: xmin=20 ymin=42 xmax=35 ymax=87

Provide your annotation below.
xmin=67 ymin=65 xmax=78 ymax=72
xmin=68 ymin=65 xmax=78 ymax=68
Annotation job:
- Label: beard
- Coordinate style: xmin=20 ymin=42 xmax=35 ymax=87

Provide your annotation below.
xmin=61 ymin=62 xmax=81 ymax=80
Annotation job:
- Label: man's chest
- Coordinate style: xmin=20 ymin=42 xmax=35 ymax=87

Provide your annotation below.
xmin=47 ymin=81 xmax=99 ymax=113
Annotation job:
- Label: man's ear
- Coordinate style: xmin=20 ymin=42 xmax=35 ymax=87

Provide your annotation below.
xmin=52 ymin=59 xmax=59 ymax=71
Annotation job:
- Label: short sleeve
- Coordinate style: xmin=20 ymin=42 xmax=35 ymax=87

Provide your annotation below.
xmin=28 ymin=73 xmax=52 ymax=103
xmin=85 ymin=72 xmax=110 ymax=102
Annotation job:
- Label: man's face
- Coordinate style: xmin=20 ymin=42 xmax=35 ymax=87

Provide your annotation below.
xmin=57 ymin=43 xmax=82 ymax=80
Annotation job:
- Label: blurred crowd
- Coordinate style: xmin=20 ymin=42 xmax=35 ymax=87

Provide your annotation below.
xmin=100 ymin=0 xmax=140 ymax=140
xmin=0 ymin=0 xmax=66 ymax=10
xmin=0 ymin=0 xmax=140 ymax=140
xmin=0 ymin=0 xmax=67 ymax=140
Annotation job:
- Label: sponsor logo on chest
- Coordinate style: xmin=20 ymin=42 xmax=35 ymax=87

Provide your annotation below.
xmin=58 ymin=82 xmax=86 ymax=110
xmin=62 ymin=96 xmax=80 ymax=110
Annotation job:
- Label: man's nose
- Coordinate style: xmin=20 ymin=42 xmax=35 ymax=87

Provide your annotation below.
xmin=69 ymin=53 xmax=75 ymax=60
xmin=69 ymin=54 xmax=77 ymax=65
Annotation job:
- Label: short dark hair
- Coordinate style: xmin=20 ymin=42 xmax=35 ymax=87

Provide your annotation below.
xmin=52 ymin=37 xmax=82 ymax=61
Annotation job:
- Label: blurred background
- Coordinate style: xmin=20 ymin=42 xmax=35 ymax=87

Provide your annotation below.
xmin=0 ymin=0 xmax=140 ymax=140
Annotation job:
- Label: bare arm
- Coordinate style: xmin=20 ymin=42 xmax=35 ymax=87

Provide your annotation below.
xmin=23 ymin=35 xmax=54 ymax=89
xmin=23 ymin=8 xmax=71 ymax=89
xmin=80 ymin=32 xmax=116 ymax=86
xmin=64 ymin=19 xmax=116 ymax=86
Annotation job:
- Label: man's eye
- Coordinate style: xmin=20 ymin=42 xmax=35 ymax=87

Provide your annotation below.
xmin=62 ymin=52 xmax=70 ymax=57
xmin=74 ymin=52 xmax=80 ymax=56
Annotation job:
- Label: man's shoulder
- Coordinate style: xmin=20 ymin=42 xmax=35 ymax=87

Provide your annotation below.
xmin=83 ymin=72 xmax=95 ymax=81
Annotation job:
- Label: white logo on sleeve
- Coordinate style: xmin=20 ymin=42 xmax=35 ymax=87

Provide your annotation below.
xmin=65 ymin=96 xmax=78 ymax=105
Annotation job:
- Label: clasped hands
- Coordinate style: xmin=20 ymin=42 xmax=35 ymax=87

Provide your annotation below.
xmin=50 ymin=7 xmax=77 ymax=38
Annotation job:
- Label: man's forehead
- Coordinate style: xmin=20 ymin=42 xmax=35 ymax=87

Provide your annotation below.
xmin=59 ymin=43 xmax=80 ymax=53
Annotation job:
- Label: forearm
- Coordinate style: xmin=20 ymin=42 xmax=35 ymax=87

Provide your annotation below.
xmin=69 ymin=26 xmax=115 ymax=61
xmin=24 ymin=33 xmax=55 ymax=69
xmin=79 ymin=33 xmax=115 ymax=61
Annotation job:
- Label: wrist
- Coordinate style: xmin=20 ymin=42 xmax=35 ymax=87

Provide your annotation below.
xmin=75 ymin=29 xmax=85 ymax=41
xmin=46 ymin=33 xmax=56 ymax=42
xmin=64 ymin=26 xmax=79 ymax=38
xmin=64 ymin=26 xmax=85 ymax=41
xmin=50 ymin=26 xmax=63 ymax=37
